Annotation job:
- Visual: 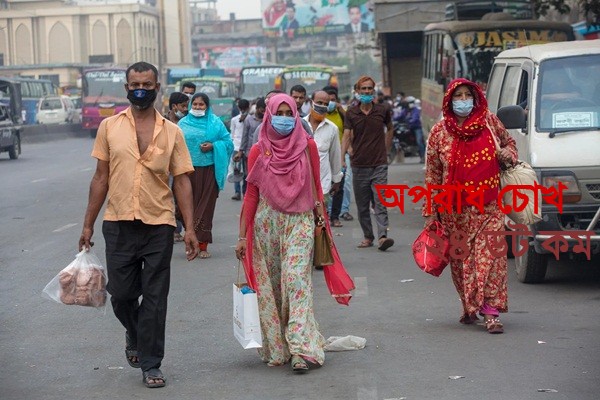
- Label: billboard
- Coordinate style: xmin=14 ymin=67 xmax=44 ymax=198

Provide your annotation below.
xmin=198 ymin=46 xmax=268 ymax=75
xmin=261 ymin=0 xmax=375 ymax=39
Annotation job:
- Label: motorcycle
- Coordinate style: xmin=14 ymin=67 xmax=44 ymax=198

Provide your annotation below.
xmin=387 ymin=121 xmax=418 ymax=164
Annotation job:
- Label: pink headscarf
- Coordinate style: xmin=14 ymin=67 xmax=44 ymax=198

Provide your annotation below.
xmin=246 ymin=93 xmax=313 ymax=213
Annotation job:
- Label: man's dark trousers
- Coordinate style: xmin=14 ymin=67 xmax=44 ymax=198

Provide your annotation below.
xmin=103 ymin=220 xmax=174 ymax=372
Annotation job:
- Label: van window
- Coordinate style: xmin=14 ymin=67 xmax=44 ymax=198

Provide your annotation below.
xmin=498 ymin=66 xmax=521 ymax=108
xmin=517 ymin=70 xmax=529 ymax=108
xmin=487 ymin=63 xmax=506 ymax=111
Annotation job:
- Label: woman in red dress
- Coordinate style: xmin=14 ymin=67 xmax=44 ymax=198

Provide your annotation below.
xmin=424 ymin=78 xmax=517 ymax=334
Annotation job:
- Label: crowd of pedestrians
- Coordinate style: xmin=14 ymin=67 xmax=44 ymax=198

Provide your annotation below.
xmin=78 ymin=61 xmax=512 ymax=389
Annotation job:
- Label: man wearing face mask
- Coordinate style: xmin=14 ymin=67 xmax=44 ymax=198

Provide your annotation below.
xmin=237 ymin=98 xmax=266 ymax=195
xmin=165 ymin=91 xmax=191 ymax=242
xmin=166 ymin=92 xmax=189 ymax=124
xmin=230 ymin=99 xmax=250 ymax=200
xmin=342 ymin=75 xmax=395 ymax=251
xmin=323 ymin=85 xmax=353 ymax=227
xmin=304 ymin=91 xmax=343 ymax=234
xmin=79 ymin=62 xmax=199 ymax=389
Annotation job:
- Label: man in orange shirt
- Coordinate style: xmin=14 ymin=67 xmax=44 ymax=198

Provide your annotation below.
xmin=79 ymin=62 xmax=198 ymax=389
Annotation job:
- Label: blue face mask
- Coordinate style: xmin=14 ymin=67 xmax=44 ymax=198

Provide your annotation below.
xmin=327 ymin=101 xmax=336 ymax=113
xmin=271 ymin=116 xmax=296 ymax=136
xmin=452 ymin=99 xmax=474 ymax=117
xmin=358 ymin=94 xmax=374 ymax=104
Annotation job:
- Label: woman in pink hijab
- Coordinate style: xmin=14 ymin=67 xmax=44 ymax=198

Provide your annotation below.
xmin=235 ymin=93 xmax=325 ymax=372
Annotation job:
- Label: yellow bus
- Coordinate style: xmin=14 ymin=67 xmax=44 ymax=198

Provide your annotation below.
xmin=420 ymin=19 xmax=575 ymax=133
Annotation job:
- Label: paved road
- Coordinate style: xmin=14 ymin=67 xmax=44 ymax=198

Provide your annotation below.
xmin=1 ymin=137 xmax=599 ymax=400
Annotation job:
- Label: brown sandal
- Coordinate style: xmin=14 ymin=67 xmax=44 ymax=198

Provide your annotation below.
xmin=459 ymin=313 xmax=479 ymax=325
xmin=485 ymin=318 xmax=504 ymax=334
xmin=357 ymin=239 xmax=373 ymax=248
xmin=332 ymin=219 xmax=343 ymax=227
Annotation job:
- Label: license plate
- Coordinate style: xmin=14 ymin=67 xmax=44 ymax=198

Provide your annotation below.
xmin=99 ymin=108 xmax=115 ymax=117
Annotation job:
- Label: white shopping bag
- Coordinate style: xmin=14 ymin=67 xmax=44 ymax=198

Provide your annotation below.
xmin=233 ymin=283 xmax=262 ymax=349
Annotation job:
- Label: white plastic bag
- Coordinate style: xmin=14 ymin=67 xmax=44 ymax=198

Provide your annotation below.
xmin=324 ymin=335 xmax=366 ymax=352
xmin=42 ymin=250 xmax=107 ymax=309
xmin=233 ymin=283 xmax=262 ymax=349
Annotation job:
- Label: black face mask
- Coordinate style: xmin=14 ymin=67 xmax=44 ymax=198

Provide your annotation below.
xmin=127 ymin=88 xmax=157 ymax=110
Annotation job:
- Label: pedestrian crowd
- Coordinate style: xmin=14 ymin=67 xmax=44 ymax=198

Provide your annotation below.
xmin=77 ymin=61 xmax=513 ymax=388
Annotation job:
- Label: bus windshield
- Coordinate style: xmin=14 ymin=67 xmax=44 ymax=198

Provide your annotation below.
xmin=240 ymin=66 xmax=284 ymax=99
xmin=454 ymin=28 xmax=571 ymax=87
xmin=281 ymin=69 xmax=332 ymax=94
xmin=83 ymin=70 xmax=127 ymax=103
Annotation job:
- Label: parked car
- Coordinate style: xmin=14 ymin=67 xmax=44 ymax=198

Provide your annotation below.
xmin=69 ymin=96 xmax=82 ymax=124
xmin=0 ymin=104 xmax=21 ymax=159
xmin=487 ymin=40 xmax=600 ymax=283
xmin=36 ymin=95 xmax=75 ymax=124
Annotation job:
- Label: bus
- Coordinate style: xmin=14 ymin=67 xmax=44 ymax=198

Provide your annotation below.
xmin=177 ymin=76 xmax=239 ymax=129
xmin=420 ymin=19 xmax=575 ymax=133
xmin=239 ymin=65 xmax=284 ymax=100
xmin=81 ymin=68 xmax=128 ymax=137
xmin=0 ymin=77 xmax=24 ymax=125
xmin=0 ymin=78 xmax=57 ymax=124
xmin=274 ymin=65 xmax=348 ymax=97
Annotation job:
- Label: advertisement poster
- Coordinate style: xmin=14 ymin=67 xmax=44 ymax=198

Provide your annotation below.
xmin=261 ymin=0 xmax=375 ymax=39
xmin=198 ymin=46 xmax=268 ymax=75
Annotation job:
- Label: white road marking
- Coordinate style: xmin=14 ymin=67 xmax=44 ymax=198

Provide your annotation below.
xmin=53 ymin=223 xmax=78 ymax=233
xmin=31 ymin=178 xmax=48 ymax=183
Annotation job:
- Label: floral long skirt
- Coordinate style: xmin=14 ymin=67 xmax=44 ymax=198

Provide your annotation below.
xmin=252 ymin=197 xmax=325 ymax=366
xmin=441 ymin=204 xmax=508 ymax=316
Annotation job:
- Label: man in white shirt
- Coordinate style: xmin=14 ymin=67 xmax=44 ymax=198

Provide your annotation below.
xmin=229 ymin=99 xmax=249 ymax=200
xmin=304 ymin=90 xmax=343 ymax=207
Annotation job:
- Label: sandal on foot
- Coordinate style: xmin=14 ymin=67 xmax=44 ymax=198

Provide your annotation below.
xmin=291 ymin=355 xmax=309 ymax=373
xmin=125 ymin=334 xmax=140 ymax=368
xmin=485 ymin=318 xmax=504 ymax=334
xmin=378 ymin=237 xmax=394 ymax=251
xmin=142 ymin=368 xmax=166 ymax=388
xmin=173 ymin=233 xmax=184 ymax=243
xmin=200 ymin=251 xmax=211 ymax=259
xmin=459 ymin=313 xmax=479 ymax=325
xmin=332 ymin=219 xmax=343 ymax=227
xmin=341 ymin=212 xmax=354 ymax=221
xmin=357 ymin=239 xmax=373 ymax=248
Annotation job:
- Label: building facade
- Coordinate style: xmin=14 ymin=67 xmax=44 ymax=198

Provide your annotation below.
xmin=0 ymin=0 xmax=191 ymax=86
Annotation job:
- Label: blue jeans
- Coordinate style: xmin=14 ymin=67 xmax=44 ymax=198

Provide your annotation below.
xmin=341 ymin=153 xmax=353 ymax=215
xmin=415 ymin=127 xmax=425 ymax=159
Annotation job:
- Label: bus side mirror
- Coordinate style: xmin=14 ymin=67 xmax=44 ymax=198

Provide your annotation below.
xmin=497 ymin=105 xmax=526 ymax=130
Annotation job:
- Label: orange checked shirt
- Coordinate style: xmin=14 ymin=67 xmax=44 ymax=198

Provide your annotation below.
xmin=91 ymin=108 xmax=194 ymax=227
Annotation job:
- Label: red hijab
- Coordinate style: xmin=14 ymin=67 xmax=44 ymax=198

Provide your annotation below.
xmin=246 ymin=93 xmax=314 ymax=213
xmin=443 ymin=78 xmax=499 ymax=207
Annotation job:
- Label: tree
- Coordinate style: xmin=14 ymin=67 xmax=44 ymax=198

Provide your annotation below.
xmin=535 ymin=0 xmax=600 ymax=26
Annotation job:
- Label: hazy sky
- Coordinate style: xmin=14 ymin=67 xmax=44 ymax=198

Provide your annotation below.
xmin=215 ymin=0 xmax=262 ymax=20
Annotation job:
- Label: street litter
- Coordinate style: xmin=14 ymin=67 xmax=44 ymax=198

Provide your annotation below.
xmin=335 ymin=233 xmax=344 ymax=236
xmin=537 ymin=389 xmax=558 ymax=393
xmin=538 ymin=341 xmax=546 ymax=344
xmin=107 ymin=366 xmax=124 ymax=370
xmin=448 ymin=376 xmax=465 ymax=380
xmin=400 ymin=279 xmax=414 ymax=283
xmin=324 ymin=335 xmax=366 ymax=351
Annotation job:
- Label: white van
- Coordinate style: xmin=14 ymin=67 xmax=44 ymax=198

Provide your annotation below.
xmin=36 ymin=95 xmax=75 ymax=124
xmin=487 ymin=40 xmax=600 ymax=283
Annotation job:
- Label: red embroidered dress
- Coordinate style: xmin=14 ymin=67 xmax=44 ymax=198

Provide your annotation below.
xmin=423 ymin=79 xmax=518 ymax=316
